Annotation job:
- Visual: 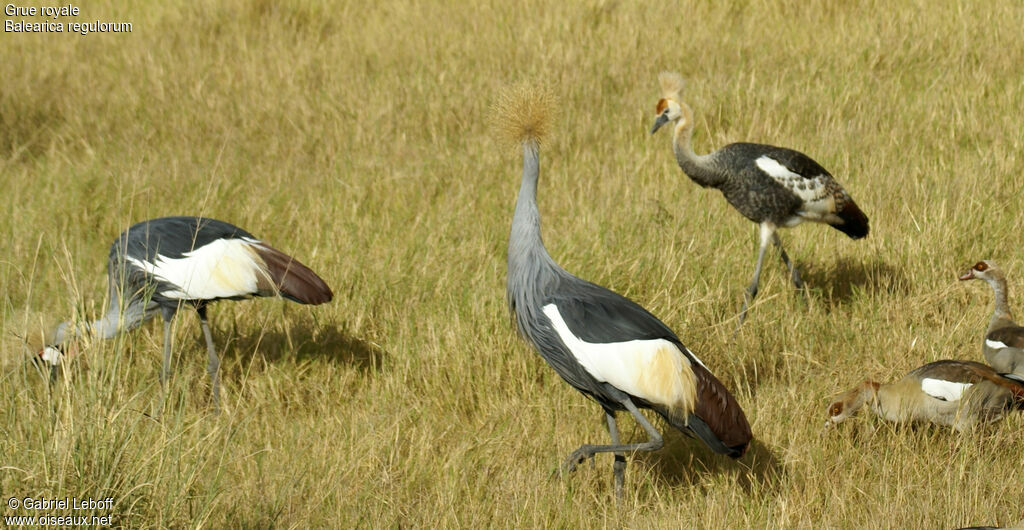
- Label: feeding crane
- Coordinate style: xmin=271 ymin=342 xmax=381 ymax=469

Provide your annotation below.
xmin=41 ymin=216 xmax=333 ymax=407
xmin=501 ymin=86 xmax=751 ymax=497
xmin=650 ymin=72 xmax=869 ymax=325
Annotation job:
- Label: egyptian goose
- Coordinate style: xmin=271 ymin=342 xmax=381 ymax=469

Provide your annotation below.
xmin=826 ymin=360 xmax=1024 ymax=431
xmin=959 ymin=260 xmax=1024 ymax=378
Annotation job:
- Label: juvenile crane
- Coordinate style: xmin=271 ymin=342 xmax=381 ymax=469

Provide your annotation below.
xmin=650 ymin=73 xmax=869 ymax=324
xmin=41 ymin=216 xmax=333 ymax=407
xmin=501 ymin=87 xmax=751 ymax=496
xmin=825 ymin=360 xmax=1024 ymax=432
xmin=960 ymin=260 xmax=1024 ymax=378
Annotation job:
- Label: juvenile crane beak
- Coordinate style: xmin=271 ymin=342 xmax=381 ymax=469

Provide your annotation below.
xmin=650 ymin=113 xmax=670 ymax=134
xmin=958 ymin=270 xmax=974 ymax=281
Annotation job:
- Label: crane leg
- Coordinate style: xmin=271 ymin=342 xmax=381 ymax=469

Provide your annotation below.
xmin=606 ymin=410 xmax=626 ymax=500
xmin=738 ymin=223 xmax=775 ymax=326
xmin=563 ymin=399 xmax=663 ymax=479
xmin=196 ymin=306 xmax=220 ymax=410
xmin=772 ymin=233 xmax=803 ymax=290
xmin=160 ymin=309 xmax=175 ymax=387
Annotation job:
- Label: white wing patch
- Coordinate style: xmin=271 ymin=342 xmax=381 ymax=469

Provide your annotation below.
xmin=986 ymin=339 xmax=1009 ymax=350
xmin=683 ymin=346 xmax=708 ymax=370
xmin=755 ymin=156 xmax=840 ymax=223
xmin=126 ymin=238 xmax=270 ymax=300
xmin=920 ymin=378 xmax=972 ymax=402
xmin=542 ymin=304 xmax=697 ymax=413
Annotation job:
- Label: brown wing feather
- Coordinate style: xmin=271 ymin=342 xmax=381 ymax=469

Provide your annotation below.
xmin=690 ymin=363 xmax=752 ymax=454
xmin=910 ymin=360 xmax=993 ymax=383
xmin=962 ymin=363 xmax=1024 ymax=403
xmin=251 ymin=243 xmax=333 ymax=305
xmin=988 ymin=326 xmax=1024 ymax=349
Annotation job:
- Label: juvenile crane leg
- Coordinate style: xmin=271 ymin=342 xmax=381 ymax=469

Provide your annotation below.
xmin=605 ymin=411 xmax=626 ymax=499
xmin=563 ymin=399 xmax=663 ymax=476
xmin=196 ymin=306 xmax=220 ymax=410
xmin=738 ymin=223 xmax=775 ymax=326
xmin=772 ymin=233 xmax=803 ymax=290
xmin=161 ymin=318 xmax=174 ymax=387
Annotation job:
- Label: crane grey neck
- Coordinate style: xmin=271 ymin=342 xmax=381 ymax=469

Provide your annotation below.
xmin=673 ymin=122 xmax=725 ymax=188
xmin=53 ymin=305 xmax=122 ymax=344
xmin=507 ymin=142 xmax=563 ymax=328
xmin=51 ymin=295 xmax=149 ymax=345
xmin=984 ymin=272 xmax=1015 ymax=332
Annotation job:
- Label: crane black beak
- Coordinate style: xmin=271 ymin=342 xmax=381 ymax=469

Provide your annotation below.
xmin=650 ymin=113 xmax=670 ymax=134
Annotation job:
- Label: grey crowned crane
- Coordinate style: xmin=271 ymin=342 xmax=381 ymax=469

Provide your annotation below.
xmin=960 ymin=260 xmax=1024 ymax=378
xmin=650 ymin=73 xmax=869 ymax=324
xmin=41 ymin=216 xmax=333 ymax=407
xmin=501 ymin=87 xmax=751 ymax=497
xmin=825 ymin=360 xmax=1024 ymax=432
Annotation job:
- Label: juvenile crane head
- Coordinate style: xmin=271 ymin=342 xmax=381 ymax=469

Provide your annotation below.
xmin=958 ymin=260 xmax=1002 ymax=283
xmin=650 ymin=72 xmax=687 ymax=134
xmin=824 ymin=380 xmax=880 ymax=431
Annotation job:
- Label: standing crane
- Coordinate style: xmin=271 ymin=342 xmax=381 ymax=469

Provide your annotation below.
xmin=650 ymin=72 xmax=869 ymax=325
xmin=825 ymin=360 xmax=1024 ymax=432
xmin=960 ymin=260 xmax=1024 ymax=378
xmin=501 ymin=86 xmax=751 ymax=497
xmin=41 ymin=216 xmax=333 ymax=407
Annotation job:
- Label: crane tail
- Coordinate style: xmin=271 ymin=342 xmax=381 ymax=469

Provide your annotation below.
xmin=251 ymin=244 xmax=333 ymax=305
xmin=832 ymin=199 xmax=869 ymax=239
xmin=653 ymin=363 xmax=751 ymax=458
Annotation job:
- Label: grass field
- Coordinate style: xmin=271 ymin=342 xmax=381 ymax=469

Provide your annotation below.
xmin=3 ymin=0 xmax=1024 ymax=527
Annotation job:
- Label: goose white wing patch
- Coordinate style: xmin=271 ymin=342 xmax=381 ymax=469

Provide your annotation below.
xmin=126 ymin=238 xmax=269 ymax=300
xmin=542 ymin=304 xmax=696 ymax=411
xmin=755 ymin=156 xmax=839 ymax=222
xmin=920 ymin=378 xmax=972 ymax=402
xmin=986 ymin=339 xmax=1009 ymax=350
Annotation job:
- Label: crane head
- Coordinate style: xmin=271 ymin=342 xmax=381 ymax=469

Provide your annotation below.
xmin=958 ymin=260 xmax=999 ymax=282
xmin=650 ymin=72 xmax=686 ymax=134
xmin=25 ymin=322 xmax=77 ymax=376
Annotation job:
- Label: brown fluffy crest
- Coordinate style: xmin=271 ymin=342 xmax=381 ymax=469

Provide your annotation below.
xmin=658 ymin=71 xmax=685 ymax=101
xmin=493 ymin=83 xmax=556 ymax=151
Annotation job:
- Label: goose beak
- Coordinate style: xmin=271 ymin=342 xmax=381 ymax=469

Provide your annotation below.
xmin=650 ymin=113 xmax=670 ymax=134
xmin=958 ymin=270 xmax=974 ymax=281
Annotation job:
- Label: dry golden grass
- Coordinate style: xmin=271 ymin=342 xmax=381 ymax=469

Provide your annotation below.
xmin=3 ymin=0 xmax=1024 ymax=527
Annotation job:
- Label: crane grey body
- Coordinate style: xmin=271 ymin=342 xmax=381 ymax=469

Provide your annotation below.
xmin=503 ymin=93 xmax=750 ymax=496
xmin=45 ymin=216 xmax=333 ymax=408
xmin=651 ymin=73 xmax=869 ymax=326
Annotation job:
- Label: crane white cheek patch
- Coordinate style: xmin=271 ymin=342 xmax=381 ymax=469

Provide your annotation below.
xmin=542 ymin=304 xmax=697 ymax=412
xmin=41 ymin=346 xmax=63 ymax=366
xmin=920 ymin=378 xmax=972 ymax=402
xmin=986 ymin=339 xmax=1009 ymax=350
xmin=126 ymin=239 xmax=267 ymax=300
